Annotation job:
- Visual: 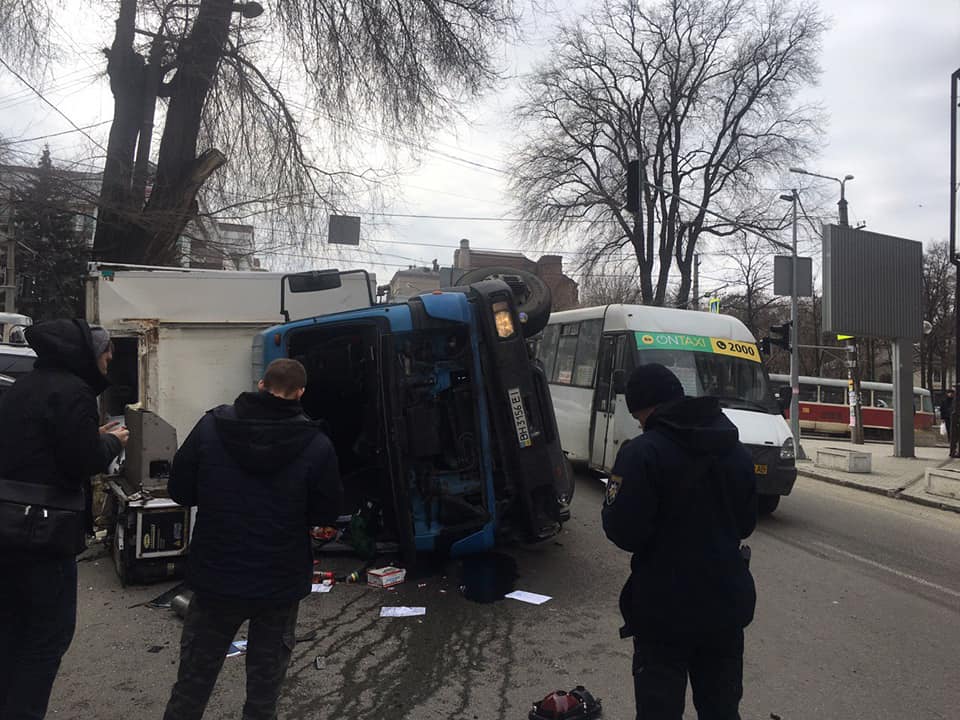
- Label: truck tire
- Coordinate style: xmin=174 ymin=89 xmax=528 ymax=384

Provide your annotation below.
xmin=758 ymin=495 xmax=780 ymax=515
xmin=454 ymin=266 xmax=552 ymax=337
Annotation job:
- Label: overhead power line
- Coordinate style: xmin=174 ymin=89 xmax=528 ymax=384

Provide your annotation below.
xmin=0 ymin=121 xmax=112 ymax=147
xmin=0 ymin=55 xmax=109 ymax=155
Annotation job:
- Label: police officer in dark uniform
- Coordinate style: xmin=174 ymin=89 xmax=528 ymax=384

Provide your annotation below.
xmin=602 ymin=363 xmax=757 ymax=720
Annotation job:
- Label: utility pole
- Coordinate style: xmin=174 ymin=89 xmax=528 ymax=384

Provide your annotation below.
xmin=692 ymin=253 xmax=700 ymax=311
xmin=780 ymin=189 xmax=802 ymax=457
xmin=950 ymin=67 xmax=960 ymax=456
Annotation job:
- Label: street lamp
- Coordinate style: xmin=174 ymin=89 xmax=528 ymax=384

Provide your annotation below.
xmin=779 ymin=190 xmax=802 ymax=457
xmin=788 ymin=167 xmax=855 ymax=227
xmin=789 ymin=166 xmax=866 ymax=445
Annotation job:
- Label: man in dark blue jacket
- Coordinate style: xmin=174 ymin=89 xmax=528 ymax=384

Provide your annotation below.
xmin=163 ymin=358 xmax=342 ymax=720
xmin=0 ymin=319 xmax=128 ymax=720
xmin=602 ymin=363 xmax=757 ymax=720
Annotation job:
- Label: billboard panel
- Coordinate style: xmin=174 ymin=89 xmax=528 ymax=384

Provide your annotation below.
xmin=822 ymin=225 xmax=922 ymax=340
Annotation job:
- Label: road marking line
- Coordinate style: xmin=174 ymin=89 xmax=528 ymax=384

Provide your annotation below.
xmin=812 ymin=541 xmax=960 ymax=600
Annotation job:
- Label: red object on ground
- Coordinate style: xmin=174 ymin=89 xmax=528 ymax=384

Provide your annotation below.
xmin=529 ymin=686 xmax=602 ymax=720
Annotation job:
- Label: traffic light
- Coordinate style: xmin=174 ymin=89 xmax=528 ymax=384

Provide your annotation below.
xmin=759 ymin=337 xmax=771 ymax=355
xmin=769 ymin=321 xmax=792 ymax=352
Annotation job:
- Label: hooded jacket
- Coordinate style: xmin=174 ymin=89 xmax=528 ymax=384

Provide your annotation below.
xmin=602 ymin=396 xmax=757 ymax=639
xmin=168 ymin=391 xmax=343 ymax=603
xmin=0 ymin=319 xmax=122 ymax=554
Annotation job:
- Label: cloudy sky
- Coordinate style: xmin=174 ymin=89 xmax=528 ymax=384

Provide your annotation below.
xmin=0 ymin=0 xmax=957 ymax=288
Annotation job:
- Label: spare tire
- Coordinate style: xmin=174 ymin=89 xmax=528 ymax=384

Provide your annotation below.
xmin=454 ymin=266 xmax=552 ymax=337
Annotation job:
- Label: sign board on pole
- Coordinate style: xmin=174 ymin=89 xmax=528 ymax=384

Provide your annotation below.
xmin=328 ymin=215 xmax=361 ymax=245
xmin=773 ymin=256 xmax=813 ymax=297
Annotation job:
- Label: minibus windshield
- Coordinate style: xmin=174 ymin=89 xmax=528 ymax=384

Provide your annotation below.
xmin=634 ymin=342 xmax=780 ymax=414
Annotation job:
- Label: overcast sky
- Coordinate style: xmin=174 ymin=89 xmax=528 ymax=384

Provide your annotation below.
xmin=0 ymin=0 xmax=957 ymax=287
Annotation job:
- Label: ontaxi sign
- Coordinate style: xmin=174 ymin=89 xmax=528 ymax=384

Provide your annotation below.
xmin=635 ymin=331 xmax=760 ymax=363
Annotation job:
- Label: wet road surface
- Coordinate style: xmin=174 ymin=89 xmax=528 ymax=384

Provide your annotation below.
xmin=51 ymin=474 xmax=960 ymax=719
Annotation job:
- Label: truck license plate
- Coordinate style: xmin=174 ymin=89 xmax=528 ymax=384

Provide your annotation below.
xmin=508 ymin=388 xmax=532 ymax=448
xmin=754 ymin=464 xmax=768 ymax=475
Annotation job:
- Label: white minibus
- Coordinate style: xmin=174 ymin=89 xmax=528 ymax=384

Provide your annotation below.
xmin=538 ymin=305 xmax=795 ymax=514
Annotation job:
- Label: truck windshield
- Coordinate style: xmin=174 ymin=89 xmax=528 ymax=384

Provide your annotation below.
xmin=634 ymin=348 xmax=780 ymax=414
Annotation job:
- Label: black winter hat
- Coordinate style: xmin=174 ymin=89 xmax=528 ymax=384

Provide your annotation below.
xmin=625 ymin=363 xmax=685 ymax=413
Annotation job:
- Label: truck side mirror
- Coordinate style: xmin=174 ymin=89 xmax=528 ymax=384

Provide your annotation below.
xmin=288 ymin=271 xmax=343 ymax=293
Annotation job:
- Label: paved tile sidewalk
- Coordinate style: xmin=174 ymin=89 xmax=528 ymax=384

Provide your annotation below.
xmin=796 ymin=436 xmax=960 ymax=513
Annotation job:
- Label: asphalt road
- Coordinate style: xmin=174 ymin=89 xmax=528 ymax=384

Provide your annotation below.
xmin=50 ymin=475 xmax=960 ymax=720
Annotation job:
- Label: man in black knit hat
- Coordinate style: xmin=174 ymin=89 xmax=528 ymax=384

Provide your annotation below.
xmin=602 ymin=363 xmax=757 ymax=720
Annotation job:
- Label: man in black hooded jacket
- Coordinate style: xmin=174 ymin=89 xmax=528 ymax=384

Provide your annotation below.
xmin=163 ymin=358 xmax=342 ymax=720
xmin=0 ymin=319 xmax=128 ymax=720
xmin=602 ymin=363 xmax=757 ymax=720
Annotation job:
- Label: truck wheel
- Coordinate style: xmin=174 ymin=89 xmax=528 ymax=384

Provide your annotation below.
xmin=454 ymin=266 xmax=552 ymax=337
xmin=758 ymin=495 xmax=780 ymax=515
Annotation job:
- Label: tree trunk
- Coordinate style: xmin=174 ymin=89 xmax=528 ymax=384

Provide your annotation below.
xmin=139 ymin=0 xmax=233 ymax=265
xmin=92 ymin=0 xmax=144 ymax=263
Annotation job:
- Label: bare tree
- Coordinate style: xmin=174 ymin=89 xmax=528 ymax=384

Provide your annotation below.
xmin=578 ymin=262 xmax=644 ymax=305
xmin=509 ymin=0 xmax=825 ymax=306
xmin=921 ymin=241 xmax=955 ymax=391
xmin=64 ymin=0 xmax=518 ymax=265
xmin=0 ymin=0 xmax=56 ymax=70
xmin=715 ymin=233 xmax=785 ymax=336
xmin=95 ymin=0 xmax=515 ymax=263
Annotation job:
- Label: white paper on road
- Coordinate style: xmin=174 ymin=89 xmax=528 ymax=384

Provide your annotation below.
xmin=380 ymin=606 xmax=426 ymax=617
xmin=311 ymin=583 xmax=333 ymax=593
xmin=226 ymin=640 xmax=248 ymax=658
xmin=505 ymin=590 xmax=552 ymax=605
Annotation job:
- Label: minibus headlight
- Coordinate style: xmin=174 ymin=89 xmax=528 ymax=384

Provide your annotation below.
xmin=780 ymin=437 xmax=795 ymax=461
xmin=493 ymin=301 xmax=515 ymax=338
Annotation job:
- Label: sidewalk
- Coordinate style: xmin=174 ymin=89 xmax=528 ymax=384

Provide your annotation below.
xmin=796 ymin=436 xmax=960 ymax=513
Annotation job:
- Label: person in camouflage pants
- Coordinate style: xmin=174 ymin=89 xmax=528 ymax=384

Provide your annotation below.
xmin=162 ymin=359 xmax=342 ymax=720
xmin=163 ymin=594 xmax=298 ymax=720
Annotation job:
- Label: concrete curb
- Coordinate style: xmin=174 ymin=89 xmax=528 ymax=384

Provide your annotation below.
xmin=797 ymin=468 xmax=960 ymax=515
xmin=797 ymin=468 xmax=898 ymax=498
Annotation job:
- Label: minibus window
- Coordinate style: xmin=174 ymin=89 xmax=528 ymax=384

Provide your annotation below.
xmin=572 ymin=319 xmax=603 ymax=387
xmin=554 ymin=323 xmax=580 ymax=384
xmin=538 ymin=324 xmax=560 ymax=381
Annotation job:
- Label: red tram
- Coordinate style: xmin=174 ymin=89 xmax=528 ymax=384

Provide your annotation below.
xmin=768 ymin=374 xmax=935 ymax=435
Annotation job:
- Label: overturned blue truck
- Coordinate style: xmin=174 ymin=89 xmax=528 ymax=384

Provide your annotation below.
xmin=89 ymin=263 xmax=572 ymax=582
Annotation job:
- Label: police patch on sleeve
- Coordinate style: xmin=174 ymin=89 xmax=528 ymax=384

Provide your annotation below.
xmin=605 ymin=475 xmax=622 ymax=505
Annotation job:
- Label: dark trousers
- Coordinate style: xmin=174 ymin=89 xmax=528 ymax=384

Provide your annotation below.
xmin=163 ymin=592 xmax=299 ymax=720
xmin=0 ymin=553 xmax=78 ymax=720
xmin=632 ymin=629 xmax=744 ymax=720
